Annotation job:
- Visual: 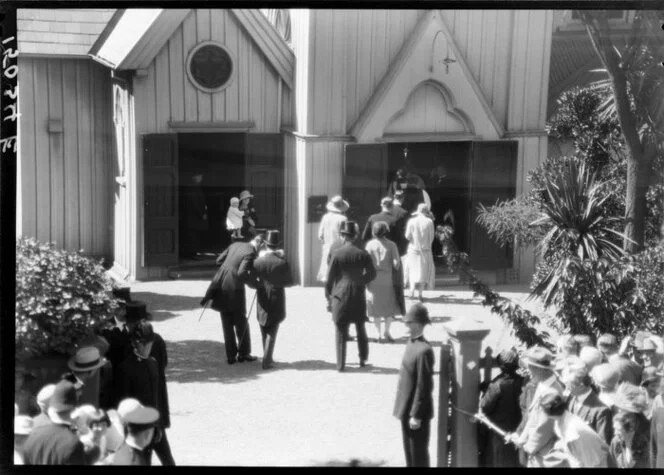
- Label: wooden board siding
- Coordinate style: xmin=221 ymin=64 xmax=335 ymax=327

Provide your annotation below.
xmin=18 ymin=57 xmax=113 ymax=259
xmin=283 ymin=133 xmax=300 ymax=284
xmin=134 ymin=9 xmax=291 ymax=135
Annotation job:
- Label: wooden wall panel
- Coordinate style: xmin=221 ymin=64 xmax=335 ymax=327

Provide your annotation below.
xmin=211 ymin=9 xmax=226 ymax=121
xmin=223 ymin=10 xmax=240 ymax=121
xmin=48 ymin=59 xmax=65 ymax=248
xmin=62 ymin=60 xmax=80 ymax=250
xmin=18 ymin=58 xmax=37 ymax=239
xmin=182 ymin=11 xmax=198 ymax=123
xmin=76 ymin=60 xmax=93 ymax=254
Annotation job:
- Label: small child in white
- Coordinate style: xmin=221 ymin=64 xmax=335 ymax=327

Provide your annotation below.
xmin=226 ymin=197 xmax=244 ymax=239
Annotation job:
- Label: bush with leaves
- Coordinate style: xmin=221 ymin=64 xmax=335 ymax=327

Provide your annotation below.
xmin=16 ymin=238 xmax=118 ymax=359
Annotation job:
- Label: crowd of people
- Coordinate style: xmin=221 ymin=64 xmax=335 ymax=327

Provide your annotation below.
xmin=479 ymin=332 xmax=664 ymax=468
xmin=14 ymin=291 xmax=175 ymax=466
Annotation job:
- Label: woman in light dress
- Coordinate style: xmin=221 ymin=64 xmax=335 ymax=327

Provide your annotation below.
xmin=365 ymin=222 xmax=405 ymax=343
xmin=404 ymin=203 xmax=436 ymax=301
xmin=316 ymin=196 xmax=349 ymax=282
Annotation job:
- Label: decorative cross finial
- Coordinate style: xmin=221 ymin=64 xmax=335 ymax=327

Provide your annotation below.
xmin=440 ymin=56 xmax=457 ymax=74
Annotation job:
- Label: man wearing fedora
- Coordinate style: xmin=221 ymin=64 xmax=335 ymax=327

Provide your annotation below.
xmin=62 ymin=346 xmax=109 ymax=407
xmin=325 ymin=220 xmax=376 ymax=371
xmin=317 ymin=195 xmax=349 ymax=282
xmin=201 ymin=235 xmax=262 ymax=364
xmin=22 ymin=380 xmax=97 ymax=465
xmin=253 ymin=230 xmax=295 ymax=369
xmin=505 ymin=346 xmax=565 ymax=467
xmin=111 ymin=401 xmax=161 ymax=466
xmin=393 ymin=303 xmax=435 ymax=467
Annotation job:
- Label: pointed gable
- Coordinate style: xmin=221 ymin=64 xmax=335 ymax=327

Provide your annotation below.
xmin=350 ymin=10 xmax=504 ymax=143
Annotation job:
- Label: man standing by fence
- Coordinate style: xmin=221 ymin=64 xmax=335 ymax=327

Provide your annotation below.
xmin=393 ymin=303 xmax=435 ymax=467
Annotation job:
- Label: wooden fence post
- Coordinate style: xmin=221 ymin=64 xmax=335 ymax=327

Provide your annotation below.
xmin=443 ymin=319 xmax=490 ymax=467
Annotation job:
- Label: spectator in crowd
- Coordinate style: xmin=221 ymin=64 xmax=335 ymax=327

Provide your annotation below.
xmin=111 ymin=401 xmax=160 ymax=466
xmin=610 ymin=383 xmax=651 ymax=468
xmin=33 ymin=384 xmax=55 ymax=429
xmin=639 ymin=337 xmax=664 ymax=371
xmin=22 ymin=380 xmax=98 ymax=465
xmin=252 ymin=229 xmax=295 ymax=369
xmin=630 ymin=331 xmax=652 ymax=366
xmin=14 ymin=415 xmax=34 ymax=464
xmin=62 ymin=346 xmax=108 ymax=405
xmin=596 ymin=334 xmax=642 ymax=386
xmin=561 ymin=357 xmax=613 ymax=445
xmin=79 ymin=409 xmax=113 ymax=464
xmin=573 ymin=334 xmax=594 ymax=349
xmin=641 ymin=366 xmax=661 ymax=419
xmin=505 ymin=346 xmax=564 ymax=467
xmin=579 ymin=346 xmax=604 ymax=373
xmin=403 ymin=203 xmax=435 ymax=301
xmin=103 ymin=288 xmax=133 ymax=388
xmin=326 ymin=220 xmax=376 ymax=371
xmin=479 ymin=348 xmax=524 ymax=467
xmin=651 ymin=370 xmax=664 ymax=468
xmin=316 ymin=195 xmax=349 ymax=282
xmin=393 ymin=303 xmax=435 ymax=467
xmin=591 ymin=363 xmax=622 ymax=411
xmin=539 ymin=392 xmax=611 ymax=467
xmin=365 ymin=221 xmax=405 ymax=344
xmin=71 ymin=404 xmax=97 ymax=436
xmin=78 ymin=334 xmax=114 ymax=410
xmin=554 ymin=336 xmax=580 ymax=373
xmin=15 ymin=365 xmax=40 ymax=417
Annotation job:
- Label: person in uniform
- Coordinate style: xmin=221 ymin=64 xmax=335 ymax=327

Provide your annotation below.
xmin=252 ymin=230 xmax=295 ymax=369
xmin=201 ymin=235 xmax=262 ymax=364
xmin=325 ymin=220 xmax=376 ymax=371
xmin=393 ymin=303 xmax=435 ymax=467
xmin=111 ymin=401 xmax=160 ymax=466
xmin=317 ymin=195 xmax=349 ymax=282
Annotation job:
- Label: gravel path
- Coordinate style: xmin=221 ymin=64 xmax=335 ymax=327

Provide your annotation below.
xmin=129 ymin=280 xmax=552 ymax=466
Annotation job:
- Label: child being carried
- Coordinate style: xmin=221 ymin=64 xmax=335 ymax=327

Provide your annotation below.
xmin=226 ymin=197 xmax=244 ymax=239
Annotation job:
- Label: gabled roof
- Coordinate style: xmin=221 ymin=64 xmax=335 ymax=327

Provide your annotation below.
xmin=17 ymin=8 xmax=116 ymax=56
xmin=350 ymin=10 xmax=503 ymax=142
xmin=88 ymin=8 xmax=294 ymax=88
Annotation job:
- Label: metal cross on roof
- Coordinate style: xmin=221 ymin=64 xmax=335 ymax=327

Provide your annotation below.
xmin=439 ymin=56 xmax=457 ymax=74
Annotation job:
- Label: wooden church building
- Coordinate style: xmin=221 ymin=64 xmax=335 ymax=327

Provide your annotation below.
xmin=17 ymin=8 xmax=553 ymax=286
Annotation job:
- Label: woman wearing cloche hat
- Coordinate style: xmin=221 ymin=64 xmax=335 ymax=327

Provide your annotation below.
xmin=609 ymin=382 xmax=651 ymax=468
xmin=316 ymin=195 xmax=350 ymax=282
xmin=403 ymin=203 xmax=435 ymax=301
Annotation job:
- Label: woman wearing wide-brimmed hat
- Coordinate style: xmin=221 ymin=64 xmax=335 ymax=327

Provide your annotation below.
xmin=238 ymin=190 xmax=258 ymax=239
xmin=316 ymin=195 xmax=349 ymax=282
xmin=609 ymin=382 xmax=651 ymax=468
xmin=403 ymin=203 xmax=436 ymax=301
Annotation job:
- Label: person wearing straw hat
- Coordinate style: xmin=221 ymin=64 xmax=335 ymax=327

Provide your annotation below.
xmin=560 ymin=356 xmax=613 ymax=445
xmin=609 ymin=382 xmax=651 ymax=468
xmin=62 ymin=346 xmax=108 ymax=406
xmin=253 ymin=229 xmax=295 ymax=369
xmin=33 ymin=384 xmax=56 ymax=429
xmin=638 ymin=337 xmax=664 ymax=371
xmin=238 ymin=189 xmax=258 ymax=239
xmin=325 ymin=220 xmax=376 ymax=371
xmin=22 ymin=380 xmax=96 ymax=465
xmin=403 ymin=203 xmax=435 ymax=301
xmin=201 ymin=234 xmax=263 ymax=364
xmin=393 ymin=303 xmax=435 ymax=467
xmin=505 ymin=346 xmax=564 ymax=467
xmin=14 ymin=414 xmax=34 ymax=464
xmin=111 ymin=402 xmax=160 ymax=466
xmin=316 ymin=195 xmax=349 ymax=282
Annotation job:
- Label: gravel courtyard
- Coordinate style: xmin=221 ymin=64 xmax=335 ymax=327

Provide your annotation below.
xmin=130 ymin=280 xmax=550 ymax=466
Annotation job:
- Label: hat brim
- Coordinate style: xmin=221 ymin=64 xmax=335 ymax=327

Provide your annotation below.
xmin=327 ymin=200 xmax=350 ymax=213
xmin=524 ymin=359 xmax=554 ymax=370
xmin=67 ymin=357 xmax=107 ymax=372
xmin=240 ymin=193 xmax=254 ymax=201
xmin=125 ymin=407 xmax=160 ymax=426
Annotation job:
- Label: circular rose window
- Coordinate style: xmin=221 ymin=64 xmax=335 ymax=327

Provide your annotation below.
xmin=186 ymin=41 xmax=235 ymax=93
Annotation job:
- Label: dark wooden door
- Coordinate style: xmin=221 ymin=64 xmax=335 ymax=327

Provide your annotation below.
xmin=245 ymin=134 xmax=284 ymax=234
xmin=143 ymin=134 xmax=179 ymax=266
xmin=342 ymin=144 xmax=388 ymax=231
xmin=469 ymin=141 xmax=518 ymax=270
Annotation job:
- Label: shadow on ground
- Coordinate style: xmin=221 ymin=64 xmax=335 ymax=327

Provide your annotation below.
xmin=132 ymin=292 xmax=207 ymax=322
xmin=421 ymin=294 xmax=481 ymax=305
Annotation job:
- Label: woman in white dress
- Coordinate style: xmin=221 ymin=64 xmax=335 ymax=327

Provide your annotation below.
xmin=404 ymin=203 xmax=435 ymax=301
xmin=365 ymin=222 xmax=405 ymax=343
xmin=316 ymin=195 xmax=349 ymax=282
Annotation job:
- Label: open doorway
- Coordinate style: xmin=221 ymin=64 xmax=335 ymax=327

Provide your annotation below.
xmin=386 ymin=142 xmax=471 ymax=256
xmin=178 ymin=133 xmax=246 ymax=263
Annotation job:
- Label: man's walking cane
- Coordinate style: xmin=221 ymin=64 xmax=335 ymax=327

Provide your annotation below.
xmin=198 ymin=300 xmax=210 ymax=322
xmin=236 ymin=290 xmax=258 ymax=349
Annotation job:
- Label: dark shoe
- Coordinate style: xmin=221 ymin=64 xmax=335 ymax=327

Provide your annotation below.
xmin=238 ymin=355 xmax=258 ymax=362
xmin=262 ymin=360 xmax=275 ymax=370
xmin=228 ymin=358 xmax=237 ymax=365
xmin=359 ymin=360 xmax=367 ymax=367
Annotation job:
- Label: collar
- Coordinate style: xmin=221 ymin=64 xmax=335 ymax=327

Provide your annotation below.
xmin=409 ymin=333 xmax=424 ymax=342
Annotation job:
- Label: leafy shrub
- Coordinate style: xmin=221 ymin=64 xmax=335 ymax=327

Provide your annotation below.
xmin=16 ymin=238 xmax=118 ymax=359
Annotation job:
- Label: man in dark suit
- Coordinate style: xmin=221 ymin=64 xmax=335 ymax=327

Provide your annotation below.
xmin=252 ymin=230 xmax=295 ymax=369
xmin=325 ymin=220 xmax=376 ymax=371
xmin=112 ymin=402 xmax=160 ymax=466
xmin=597 ymin=333 xmax=643 ymax=386
xmin=561 ymin=357 xmax=613 ymax=445
xmin=22 ymin=380 xmax=97 ymax=465
xmin=393 ymin=303 xmax=435 ymax=467
xmin=201 ymin=235 xmax=262 ymax=364
xmin=102 ymin=288 xmax=132 ymax=377
xmin=391 ymin=191 xmax=410 ymax=256
xmin=361 ymin=197 xmax=401 ymax=245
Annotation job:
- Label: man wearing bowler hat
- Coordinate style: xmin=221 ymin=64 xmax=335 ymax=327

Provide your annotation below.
xmin=252 ymin=230 xmax=295 ymax=369
xmin=22 ymin=380 xmax=97 ymax=465
xmin=201 ymin=234 xmax=263 ymax=364
xmin=393 ymin=303 xmax=435 ymax=467
xmin=325 ymin=220 xmax=376 ymax=371
xmin=111 ymin=401 xmax=160 ymax=466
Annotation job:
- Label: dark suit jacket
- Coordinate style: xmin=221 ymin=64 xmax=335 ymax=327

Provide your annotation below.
xmin=111 ymin=443 xmax=149 ymax=466
xmin=391 ymin=206 xmax=410 ymax=255
xmin=22 ymin=422 xmax=87 ymax=465
xmin=325 ymin=242 xmax=376 ymax=324
xmin=202 ymin=242 xmax=258 ymax=314
xmin=393 ymin=336 xmax=435 ymax=421
xmin=361 ymin=210 xmax=400 ymax=245
xmin=150 ymin=333 xmax=170 ymax=428
xmin=253 ymin=250 xmax=294 ymax=327
xmin=569 ymin=390 xmax=613 ymax=445
xmin=101 ymin=325 xmax=131 ymax=371
xmin=115 ymin=354 xmax=163 ymax=427
xmin=480 ymin=371 xmax=524 ymax=432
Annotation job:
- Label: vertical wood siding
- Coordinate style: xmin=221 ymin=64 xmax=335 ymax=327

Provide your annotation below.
xmin=18 ymin=57 xmax=113 ymax=259
xmin=283 ymin=133 xmax=300 ymax=284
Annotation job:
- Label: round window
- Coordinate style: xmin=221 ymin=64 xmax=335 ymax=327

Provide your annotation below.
xmin=186 ymin=41 xmax=235 ymax=93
